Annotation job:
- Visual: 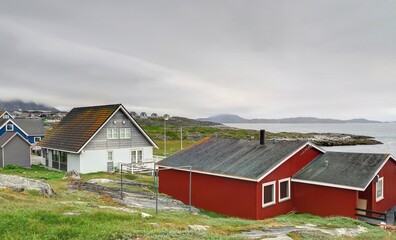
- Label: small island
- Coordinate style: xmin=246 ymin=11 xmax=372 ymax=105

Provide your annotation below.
xmin=133 ymin=116 xmax=382 ymax=156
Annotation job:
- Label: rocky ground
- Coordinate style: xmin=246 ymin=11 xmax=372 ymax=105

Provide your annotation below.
xmin=70 ymin=179 xmax=198 ymax=213
xmin=0 ymin=174 xmax=53 ymax=196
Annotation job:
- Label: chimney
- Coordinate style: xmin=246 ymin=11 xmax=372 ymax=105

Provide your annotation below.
xmin=260 ymin=129 xmax=265 ymax=145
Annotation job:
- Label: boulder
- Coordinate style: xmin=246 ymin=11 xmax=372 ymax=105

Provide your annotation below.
xmin=187 ymin=225 xmax=209 ymax=231
xmin=63 ymin=170 xmax=81 ymax=180
xmin=0 ymin=174 xmax=54 ymax=196
xmin=87 ymin=179 xmax=115 ymax=184
xmin=141 ymin=212 xmax=152 ymax=219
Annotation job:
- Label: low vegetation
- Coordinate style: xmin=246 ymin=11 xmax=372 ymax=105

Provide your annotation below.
xmin=0 ymin=165 xmax=394 ymax=239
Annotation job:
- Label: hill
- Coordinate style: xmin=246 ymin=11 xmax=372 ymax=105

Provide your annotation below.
xmin=0 ymin=100 xmax=59 ymax=112
xmin=198 ymin=114 xmax=382 ymax=124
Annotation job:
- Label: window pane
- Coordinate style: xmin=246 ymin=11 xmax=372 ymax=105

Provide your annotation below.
xmin=120 ymin=129 xmax=125 ymax=138
xmin=376 ymin=179 xmax=383 ymax=198
xmin=137 ymin=150 xmax=143 ymax=163
xmin=107 ymin=129 xmax=112 ymax=139
xmin=131 ymin=151 xmax=137 ymax=162
xmin=264 ymin=185 xmax=274 ymax=204
xmin=280 ymin=181 xmax=289 ymax=199
xmin=113 ymin=129 xmax=118 ymax=138
xmin=107 ymin=151 xmax=113 ymax=161
xmin=126 ymin=128 xmax=131 ymax=138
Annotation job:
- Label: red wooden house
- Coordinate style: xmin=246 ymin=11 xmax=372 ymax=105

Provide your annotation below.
xmin=158 ymin=131 xmax=396 ymax=221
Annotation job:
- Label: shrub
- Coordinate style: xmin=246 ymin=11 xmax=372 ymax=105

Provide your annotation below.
xmin=3 ymin=164 xmax=25 ymax=170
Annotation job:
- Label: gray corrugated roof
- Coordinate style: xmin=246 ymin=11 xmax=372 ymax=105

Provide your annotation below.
xmin=13 ymin=119 xmax=45 ymax=135
xmin=158 ymin=138 xmax=309 ymax=180
xmin=0 ymin=132 xmax=17 ymax=147
xmin=293 ymin=152 xmax=390 ymax=189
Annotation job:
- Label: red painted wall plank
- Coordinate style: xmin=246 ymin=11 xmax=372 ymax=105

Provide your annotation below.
xmin=159 ymin=170 xmax=257 ymax=219
xmin=293 ymin=182 xmax=358 ymax=218
xmin=371 ymin=159 xmax=396 ymax=212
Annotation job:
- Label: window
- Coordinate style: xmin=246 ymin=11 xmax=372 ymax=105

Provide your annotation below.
xmin=34 ymin=137 xmax=41 ymax=143
xmin=262 ymin=181 xmax=276 ymax=208
xmin=131 ymin=150 xmax=143 ymax=163
xmin=52 ymin=150 xmax=60 ymax=162
xmin=376 ymin=177 xmax=384 ymax=202
xmin=107 ymin=151 xmax=113 ymax=162
xmin=279 ymin=178 xmax=291 ymax=202
xmin=3 ymin=114 xmax=9 ymax=119
xmin=59 ymin=152 xmax=68 ymax=163
xmin=107 ymin=128 xmax=118 ymax=139
xmin=6 ymin=124 xmax=13 ymax=131
xmin=120 ymin=128 xmax=131 ymax=139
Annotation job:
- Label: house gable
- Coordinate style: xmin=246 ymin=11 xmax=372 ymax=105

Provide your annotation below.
xmin=83 ymin=109 xmax=152 ymax=150
xmin=0 ymin=120 xmax=29 ymax=139
xmin=0 ymin=111 xmax=13 ymax=119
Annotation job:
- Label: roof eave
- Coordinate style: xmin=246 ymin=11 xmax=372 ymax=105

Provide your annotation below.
xmin=291 ymin=178 xmax=365 ymax=191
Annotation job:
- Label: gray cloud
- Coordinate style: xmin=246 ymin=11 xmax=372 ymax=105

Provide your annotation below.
xmin=0 ymin=0 xmax=395 ymax=120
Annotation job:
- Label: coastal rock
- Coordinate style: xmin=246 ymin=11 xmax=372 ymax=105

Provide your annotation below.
xmin=141 ymin=212 xmax=152 ymax=218
xmin=0 ymin=174 xmax=54 ymax=196
xmin=188 ymin=225 xmax=209 ymax=231
xmin=87 ymin=178 xmax=115 ymax=184
xmin=63 ymin=170 xmax=81 ymax=180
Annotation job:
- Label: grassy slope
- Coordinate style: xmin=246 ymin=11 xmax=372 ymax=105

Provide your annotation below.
xmin=0 ymin=166 xmax=394 ymax=240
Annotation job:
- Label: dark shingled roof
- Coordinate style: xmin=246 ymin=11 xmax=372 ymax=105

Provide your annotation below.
xmin=13 ymin=119 xmax=45 ymax=135
xmin=158 ymin=138 xmax=310 ymax=180
xmin=38 ymin=104 xmax=120 ymax=153
xmin=293 ymin=152 xmax=391 ymax=190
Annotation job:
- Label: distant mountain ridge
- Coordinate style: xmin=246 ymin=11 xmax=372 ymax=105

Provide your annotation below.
xmin=0 ymin=100 xmax=59 ymax=112
xmin=197 ymin=114 xmax=382 ymax=124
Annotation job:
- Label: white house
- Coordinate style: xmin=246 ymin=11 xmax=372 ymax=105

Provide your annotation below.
xmin=38 ymin=104 xmax=158 ymax=173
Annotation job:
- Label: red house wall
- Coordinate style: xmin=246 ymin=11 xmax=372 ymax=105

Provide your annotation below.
xmin=159 ymin=170 xmax=257 ymax=219
xmin=371 ymin=159 xmax=396 ymax=212
xmin=293 ymin=182 xmax=358 ymax=218
xmin=256 ymin=146 xmax=322 ymax=219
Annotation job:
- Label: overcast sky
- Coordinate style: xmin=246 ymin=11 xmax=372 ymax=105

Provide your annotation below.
xmin=1 ymin=1 xmax=395 ymax=120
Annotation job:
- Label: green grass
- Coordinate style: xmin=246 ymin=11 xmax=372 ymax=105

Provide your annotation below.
xmin=0 ymin=165 xmax=394 ymax=239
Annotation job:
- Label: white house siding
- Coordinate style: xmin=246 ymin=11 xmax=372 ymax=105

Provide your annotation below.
xmin=79 ymin=147 xmax=153 ymax=173
xmin=67 ymin=153 xmax=80 ymax=172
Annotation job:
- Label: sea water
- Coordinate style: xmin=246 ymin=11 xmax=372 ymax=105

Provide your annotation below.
xmin=225 ymin=123 xmax=396 ymax=156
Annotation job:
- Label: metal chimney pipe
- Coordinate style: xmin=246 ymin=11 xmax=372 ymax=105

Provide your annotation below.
xmin=260 ymin=130 xmax=265 ymax=145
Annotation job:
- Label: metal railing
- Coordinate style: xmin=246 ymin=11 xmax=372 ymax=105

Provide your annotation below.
xmin=355 ymin=208 xmax=387 ymax=224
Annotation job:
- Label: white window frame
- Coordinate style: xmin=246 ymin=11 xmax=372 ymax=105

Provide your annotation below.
xmin=120 ymin=128 xmax=131 ymax=139
xmin=34 ymin=137 xmax=41 ymax=143
xmin=3 ymin=114 xmax=9 ymax=119
xmin=107 ymin=151 xmax=113 ymax=162
xmin=278 ymin=178 xmax=291 ymax=202
xmin=107 ymin=128 xmax=118 ymax=139
xmin=376 ymin=177 xmax=384 ymax=202
xmin=131 ymin=149 xmax=143 ymax=163
xmin=6 ymin=124 xmax=13 ymax=131
xmin=262 ymin=181 xmax=276 ymax=208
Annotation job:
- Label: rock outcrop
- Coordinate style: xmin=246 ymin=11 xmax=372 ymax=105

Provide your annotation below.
xmin=0 ymin=174 xmax=54 ymax=196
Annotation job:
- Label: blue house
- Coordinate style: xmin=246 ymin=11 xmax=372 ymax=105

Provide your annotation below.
xmin=0 ymin=118 xmax=45 ymax=144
